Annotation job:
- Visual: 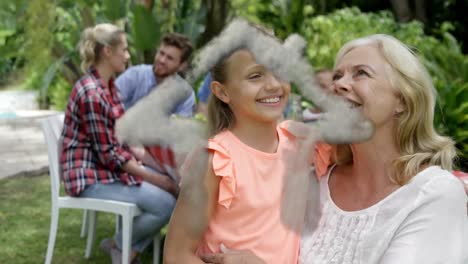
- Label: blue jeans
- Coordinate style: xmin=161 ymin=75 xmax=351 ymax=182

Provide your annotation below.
xmin=79 ymin=181 xmax=176 ymax=252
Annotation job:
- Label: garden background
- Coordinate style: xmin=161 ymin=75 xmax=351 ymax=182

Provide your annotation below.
xmin=0 ymin=0 xmax=467 ymax=263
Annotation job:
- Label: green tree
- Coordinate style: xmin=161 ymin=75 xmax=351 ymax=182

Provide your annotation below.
xmin=23 ymin=0 xmax=55 ymax=106
xmin=0 ymin=0 xmax=28 ymax=85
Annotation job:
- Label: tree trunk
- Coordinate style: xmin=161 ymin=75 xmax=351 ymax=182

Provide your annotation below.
xmin=80 ymin=6 xmax=95 ymax=28
xmin=196 ymin=0 xmax=229 ymax=47
xmin=391 ymin=0 xmax=427 ymax=24
xmin=134 ymin=0 xmax=154 ymax=9
xmin=390 ymin=0 xmax=412 ymax=22
xmin=319 ymin=0 xmax=326 ymax=14
xmin=414 ymin=0 xmax=427 ymax=23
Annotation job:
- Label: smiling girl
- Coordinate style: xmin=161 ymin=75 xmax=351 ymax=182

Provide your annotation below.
xmin=163 ymin=45 xmax=309 ymax=263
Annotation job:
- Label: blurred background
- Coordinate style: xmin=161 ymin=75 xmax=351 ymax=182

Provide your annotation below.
xmin=0 ymin=0 xmax=467 ymax=169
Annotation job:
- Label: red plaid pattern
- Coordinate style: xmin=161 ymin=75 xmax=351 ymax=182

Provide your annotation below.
xmin=454 ymin=171 xmax=468 ymax=178
xmin=60 ymin=67 xmax=142 ymax=196
xmin=145 ymin=145 xmax=179 ymax=181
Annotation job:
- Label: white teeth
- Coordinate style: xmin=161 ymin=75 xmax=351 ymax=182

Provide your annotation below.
xmin=258 ymin=97 xmax=280 ymax=103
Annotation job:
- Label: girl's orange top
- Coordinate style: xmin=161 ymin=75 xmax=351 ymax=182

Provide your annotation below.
xmin=195 ymin=121 xmax=332 ymax=263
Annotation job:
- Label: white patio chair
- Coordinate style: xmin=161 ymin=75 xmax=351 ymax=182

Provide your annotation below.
xmin=42 ymin=114 xmax=161 ymax=264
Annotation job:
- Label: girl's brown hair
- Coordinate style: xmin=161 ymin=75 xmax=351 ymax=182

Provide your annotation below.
xmin=207 ymin=54 xmax=236 ymax=136
xmin=206 ymin=23 xmax=276 ymax=137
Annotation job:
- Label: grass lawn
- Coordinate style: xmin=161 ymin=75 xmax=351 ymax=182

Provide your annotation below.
xmin=0 ymin=174 xmax=157 ymax=263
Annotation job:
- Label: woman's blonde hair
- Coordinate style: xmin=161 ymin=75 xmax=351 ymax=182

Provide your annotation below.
xmin=78 ymin=23 xmax=125 ymax=72
xmin=333 ymin=34 xmax=456 ymax=185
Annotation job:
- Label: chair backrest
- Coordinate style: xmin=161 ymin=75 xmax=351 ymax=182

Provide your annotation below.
xmin=41 ymin=114 xmax=65 ymax=202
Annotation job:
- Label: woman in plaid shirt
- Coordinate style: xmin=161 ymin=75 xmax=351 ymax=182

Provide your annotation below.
xmin=60 ymin=23 xmax=178 ymax=263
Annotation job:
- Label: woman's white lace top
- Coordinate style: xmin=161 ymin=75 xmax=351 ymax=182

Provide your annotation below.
xmin=299 ymin=166 xmax=468 ymax=264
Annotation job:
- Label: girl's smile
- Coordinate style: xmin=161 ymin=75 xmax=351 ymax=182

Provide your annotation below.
xmin=212 ymin=49 xmax=291 ymax=124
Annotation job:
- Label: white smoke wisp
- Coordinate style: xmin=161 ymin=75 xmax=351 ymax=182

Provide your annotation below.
xmin=279 ymin=122 xmax=322 ymax=233
xmin=283 ymin=34 xmax=307 ymax=55
xmin=116 ymin=18 xmax=374 ymax=236
xmin=191 ymin=18 xmax=374 ymax=144
xmin=118 ymin=18 xmax=373 ymax=153
xmin=115 ymin=75 xmax=208 ymax=156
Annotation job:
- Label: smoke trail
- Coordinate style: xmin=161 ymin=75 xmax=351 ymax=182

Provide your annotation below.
xmin=116 ymin=74 xmax=208 ymax=156
xmin=190 ymin=19 xmax=374 ymax=144
xmin=116 ymin=18 xmax=374 ymax=238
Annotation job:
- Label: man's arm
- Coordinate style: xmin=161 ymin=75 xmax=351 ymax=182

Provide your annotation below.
xmin=197 ymin=73 xmax=212 ymax=104
xmin=196 ymin=73 xmax=212 ymax=115
xmin=175 ymin=90 xmax=196 ymax=118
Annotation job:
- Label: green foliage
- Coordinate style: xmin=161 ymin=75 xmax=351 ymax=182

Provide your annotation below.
xmin=173 ymin=0 xmax=206 ymax=45
xmin=232 ymin=0 xmax=315 ymax=39
xmin=102 ymin=0 xmax=128 ymax=21
xmin=48 ymin=75 xmax=72 ymax=111
xmin=0 ymin=0 xmax=28 ymax=85
xmin=23 ymin=0 xmax=55 ymax=86
xmin=302 ymin=8 xmax=398 ymax=68
xmin=434 ymin=79 xmax=468 ymax=168
xmin=131 ymin=4 xmax=160 ymax=52
xmin=124 ymin=0 xmax=206 ymax=63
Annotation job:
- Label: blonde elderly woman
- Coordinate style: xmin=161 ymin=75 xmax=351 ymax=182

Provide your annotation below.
xmin=201 ymin=34 xmax=468 ymax=264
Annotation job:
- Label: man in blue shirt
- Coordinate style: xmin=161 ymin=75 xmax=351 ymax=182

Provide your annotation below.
xmin=116 ymin=33 xmax=196 ymax=117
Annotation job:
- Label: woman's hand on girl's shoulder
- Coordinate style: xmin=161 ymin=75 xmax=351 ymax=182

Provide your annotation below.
xmin=146 ymin=173 xmax=179 ymax=198
xmin=160 ymin=177 xmax=180 ymax=198
xmin=202 ymin=245 xmax=265 ymax=264
xmin=285 ymin=120 xmax=314 ymax=138
xmin=201 ymin=250 xmax=265 ymax=264
xmin=458 ymin=178 xmax=468 ymax=196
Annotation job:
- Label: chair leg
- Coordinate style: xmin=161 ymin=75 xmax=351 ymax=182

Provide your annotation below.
xmin=44 ymin=206 xmax=59 ymax=264
xmin=115 ymin=214 xmax=121 ymax=235
xmin=121 ymin=214 xmax=133 ymax=264
xmin=153 ymin=233 xmax=161 ymax=264
xmin=80 ymin=210 xmax=88 ymax=238
xmin=84 ymin=210 xmax=97 ymax=259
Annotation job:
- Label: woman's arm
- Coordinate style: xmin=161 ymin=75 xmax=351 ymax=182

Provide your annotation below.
xmin=380 ymin=176 xmax=468 ymax=263
xmin=122 ymin=158 xmax=179 ymax=197
xmin=129 ymin=146 xmax=160 ymax=168
xmin=164 ymin=151 xmax=220 ymax=264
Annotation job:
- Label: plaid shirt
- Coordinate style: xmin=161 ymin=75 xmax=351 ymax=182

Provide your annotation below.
xmin=60 ymin=67 xmax=142 ymax=196
xmin=144 ymin=145 xmax=179 ymax=182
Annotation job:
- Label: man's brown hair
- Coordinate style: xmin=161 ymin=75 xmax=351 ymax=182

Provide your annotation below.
xmin=160 ymin=33 xmax=193 ymax=63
